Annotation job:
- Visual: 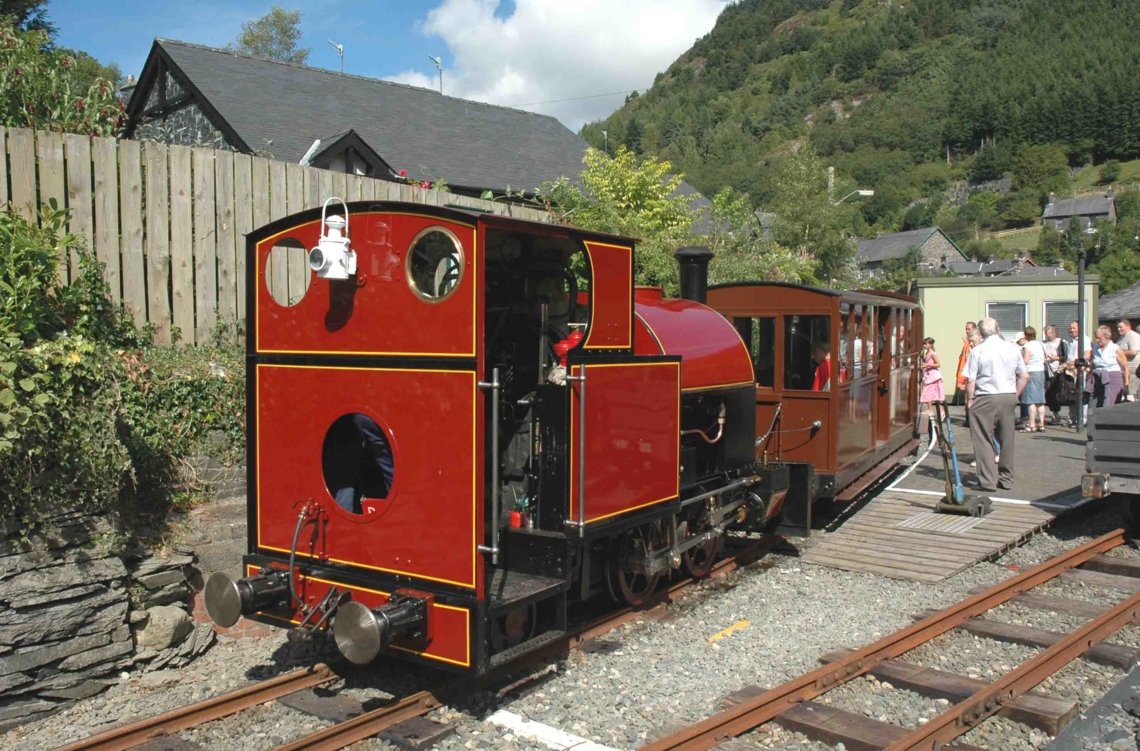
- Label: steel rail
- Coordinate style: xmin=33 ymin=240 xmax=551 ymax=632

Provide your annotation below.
xmin=640 ymin=528 xmax=1126 ymax=751
xmin=56 ymin=663 xmax=336 ymax=751
xmin=272 ymin=689 xmax=443 ymax=751
xmin=275 ymin=538 xmax=775 ymax=751
xmin=885 ymin=589 xmax=1140 ymax=750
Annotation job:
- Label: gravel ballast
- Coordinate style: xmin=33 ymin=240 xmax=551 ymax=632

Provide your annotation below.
xmin=2 ymin=499 xmax=1136 ymax=751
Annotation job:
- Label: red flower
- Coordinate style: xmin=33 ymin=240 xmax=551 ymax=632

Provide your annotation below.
xmin=398 ymin=169 xmax=407 ymax=177
xmin=421 ymin=181 xmax=431 ymax=189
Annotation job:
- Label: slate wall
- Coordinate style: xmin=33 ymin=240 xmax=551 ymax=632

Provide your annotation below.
xmin=0 ymin=514 xmax=209 ymax=732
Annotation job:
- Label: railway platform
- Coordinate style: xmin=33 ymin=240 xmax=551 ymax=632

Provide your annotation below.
xmin=804 ymin=405 xmax=1094 ymax=582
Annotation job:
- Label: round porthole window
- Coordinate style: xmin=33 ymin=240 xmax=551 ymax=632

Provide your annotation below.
xmin=265 ymin=237 xmax=311 ymax=307
xmin=406 ymin=227 xmax=463 ymax=302
xmin=320 ymin=413 xmax=394 ymax=516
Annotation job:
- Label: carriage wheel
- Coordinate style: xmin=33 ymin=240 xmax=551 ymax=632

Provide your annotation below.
xmin=607 ymin=523 xmax=663 ymax=607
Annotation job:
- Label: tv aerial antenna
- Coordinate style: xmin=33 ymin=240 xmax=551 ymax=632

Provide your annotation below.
xmin=328 ymin=39 xmax=344 ymax=73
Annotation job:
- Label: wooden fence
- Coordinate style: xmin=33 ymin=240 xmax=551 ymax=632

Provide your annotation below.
xmin=0 ymin=126 xmax=550 ymax=345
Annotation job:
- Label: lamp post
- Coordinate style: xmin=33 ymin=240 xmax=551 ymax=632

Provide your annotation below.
xmin=327 ymin=40 xmax=344 ymax=73
xmin=428 ymin=56 xmax=443 ymax=94
xmin=1077 ymin=225 xmax=1095 ymax=434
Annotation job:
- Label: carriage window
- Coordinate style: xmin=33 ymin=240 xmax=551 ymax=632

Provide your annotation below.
xmin=735 ymin=317 xmax=775 ymax=387
xmin=784 ymin=315 xmax=831 ymax=391
xmin=406 ymin=227 xmax=464 ymax=302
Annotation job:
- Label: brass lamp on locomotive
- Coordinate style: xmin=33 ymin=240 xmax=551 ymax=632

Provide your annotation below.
xmin=203 ymin=199 xmax=795 ymax=673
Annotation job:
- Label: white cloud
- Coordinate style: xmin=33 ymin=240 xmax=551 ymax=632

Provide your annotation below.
xmin=387 ymin=0 xmax=729 ymax=131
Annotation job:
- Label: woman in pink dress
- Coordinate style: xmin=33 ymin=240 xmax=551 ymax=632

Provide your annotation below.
xmin=920 ymin=337 xmax=945 ymax=427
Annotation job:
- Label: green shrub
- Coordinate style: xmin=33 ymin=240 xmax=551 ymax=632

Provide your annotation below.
xmin=0 ymin=206 xmax=244 ymax=539
xmin=1100 ymin=160 xmax=1121 ymax=185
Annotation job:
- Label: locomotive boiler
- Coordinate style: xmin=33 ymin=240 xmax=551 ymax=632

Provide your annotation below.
xmin=203 ymin=199 xmax=797 ymax=674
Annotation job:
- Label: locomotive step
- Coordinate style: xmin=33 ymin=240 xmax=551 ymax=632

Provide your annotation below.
xmin=489 ymin=628 xmax=568 ymax=669
xmin=488 ymin=569 xmax=568 ymax=615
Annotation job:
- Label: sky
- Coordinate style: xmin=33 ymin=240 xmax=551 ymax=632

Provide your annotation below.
xmin=49 ymin=0 xmax=730 ymax=131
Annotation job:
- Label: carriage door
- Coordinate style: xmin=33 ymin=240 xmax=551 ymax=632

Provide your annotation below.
xmin=874 ymin=306 xmax=893 ymax=444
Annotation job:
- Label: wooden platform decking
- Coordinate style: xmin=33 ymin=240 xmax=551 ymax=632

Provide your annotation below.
xmin=803 ymin=488 xmax=1090 ymax=582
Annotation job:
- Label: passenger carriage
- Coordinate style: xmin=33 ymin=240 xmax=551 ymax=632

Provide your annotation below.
xmin=706 ymin=284 xmax=923 ymax=505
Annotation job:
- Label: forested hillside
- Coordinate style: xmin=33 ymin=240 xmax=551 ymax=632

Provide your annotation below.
xmin=584 ymin=0 xmax=1140 ymax=237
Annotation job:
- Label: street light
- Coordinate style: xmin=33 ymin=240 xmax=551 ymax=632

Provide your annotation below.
xmin=327 ymin=40 xmax=344 ymax=73
xmin=428 ymin=55 xmax=443 ymax=94
xmin=833 ymin=189 xmax=874 ymax=205
xmin=1076 ymin=225 xmax=1096 ymax=433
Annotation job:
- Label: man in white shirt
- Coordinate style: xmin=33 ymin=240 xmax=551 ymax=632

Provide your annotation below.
xmin=1117 ymin=319 xmax=1140 ymax=401
xmin=965 ymin=318 xmax=1029 ymax=492
xmin=1060 ymin=320 xmax=1092 ymax=425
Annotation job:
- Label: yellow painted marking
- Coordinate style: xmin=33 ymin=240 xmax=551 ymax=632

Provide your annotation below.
xmin=255 ymin=211 xmax=478 ymax=357
xmin=252 ymin=568 xmax=472 ymax=667
xmin=581 ymin=240 xmax=633 ymax=350
xmin=254 ymin=364 xmax=477 ymax=589
xmin=569 ymin=361 xmax=681 ymax=523
xmin=708 ymin=620 xmax=751 ymax=643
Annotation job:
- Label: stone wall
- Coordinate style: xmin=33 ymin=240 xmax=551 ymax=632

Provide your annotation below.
xmin=0 ymin=514 xmax=214 ymax=732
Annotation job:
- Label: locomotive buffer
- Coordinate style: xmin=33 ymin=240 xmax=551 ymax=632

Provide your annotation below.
xmin=932 ymin=401 xmax=991 ymax=517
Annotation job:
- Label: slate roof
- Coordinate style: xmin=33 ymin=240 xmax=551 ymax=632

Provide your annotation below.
xmin=135 ymin=40 xmax=591 ymax=193
xmin=856 ymin=227 xmax=960 ymax=264
xmin=1043 ymin=194 xmax=1114 ymax=219
xmin=1099 ymin=280 xmax=1140 ymax=320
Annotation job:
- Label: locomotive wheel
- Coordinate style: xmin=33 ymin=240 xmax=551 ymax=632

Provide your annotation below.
xmin=680 ymin=513 xmax=721 ymax=579
xmin=489 ymin=604 xmax=536 ymax=653
xmin=607 ymin=523 xmax=663 ymax=607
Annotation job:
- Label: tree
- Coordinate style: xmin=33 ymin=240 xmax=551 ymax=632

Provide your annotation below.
xmin=1090 ymin=247 xmax=1140 ymax=296
xmin=1011 ymin=143 xmax=1069 ymax=194
xmin=0 ymin=23 xmax=121 ymax=135
xmin=229 ymin=6 xmax=309 ymax=64
xmin=703 ymin=187 xmax=816 ymax=285
xmin=767 ymin=147 xmax=860 ymax=285
xmin=1034 ymin=226 xmax=1061 ymax=268
xmin=541 ymin=147 xmax=693 ymax=292
xmin=0 ymin=0 xmax=53 ymax=34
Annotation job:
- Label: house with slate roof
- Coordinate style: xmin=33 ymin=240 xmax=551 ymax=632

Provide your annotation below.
xmin=855 ymin=226 xmax=967 ymax=278
xmin=1098 ymin=280 xmax=1140 ymax=324
xmin=1042 ymin=192 xmax=1117 ymax=231
xmin=122 ymin=39 xmax=591 ymax=198
xmin=944 ymin=257 xmax=1073 ymax=278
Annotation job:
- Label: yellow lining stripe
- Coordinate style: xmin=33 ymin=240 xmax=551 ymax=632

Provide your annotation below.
xmin=255 ymin=213 xmax=478 ymax=357
xmin=582 ymin=241 xmax=633 ymax=350
xmin=291 ymin=570 xmax=471 ymax=668
xmin=569 ymin=361 xmax=681 ymax=524
xmin=633 ymin=311 xmax=664 ymax=354
xmin=254 ymin=364 xmax=477 ymax=590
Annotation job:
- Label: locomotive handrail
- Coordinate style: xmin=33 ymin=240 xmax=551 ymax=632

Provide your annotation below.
xmin=478 ymin=368 xmax=502 ymax=563
xmin=566 ymin=364 xmax=587 ymax=537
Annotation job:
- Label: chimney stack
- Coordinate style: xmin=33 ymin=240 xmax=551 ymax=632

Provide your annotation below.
xmin=674 ymin=246 xmax=714 ymax=304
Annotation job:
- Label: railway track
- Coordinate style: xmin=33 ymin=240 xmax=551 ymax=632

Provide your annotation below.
xmin=641 ymin=528 xmax=1140 ymax=751
xmin=55 ymin=538 xmax=775 ymax=751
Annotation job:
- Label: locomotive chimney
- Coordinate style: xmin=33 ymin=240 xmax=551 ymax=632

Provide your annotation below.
xmin=674 ymin=245 xmax=714 ymax=304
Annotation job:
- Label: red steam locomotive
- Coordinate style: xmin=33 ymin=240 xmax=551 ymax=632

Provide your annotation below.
xmin=203 ymin=199 xmax=919 ymax=674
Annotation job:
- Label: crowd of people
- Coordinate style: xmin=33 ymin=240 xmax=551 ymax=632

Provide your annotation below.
xmin=920 ymin=315 xmax=1138 ymax=494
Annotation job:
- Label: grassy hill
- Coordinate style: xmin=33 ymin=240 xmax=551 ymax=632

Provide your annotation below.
xmin=584 ymin=0 xmax=1140 ymax=236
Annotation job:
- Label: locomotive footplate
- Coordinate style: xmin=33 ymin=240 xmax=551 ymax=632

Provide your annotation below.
xmin=487 ymin=568 xmax=567 ymax=616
